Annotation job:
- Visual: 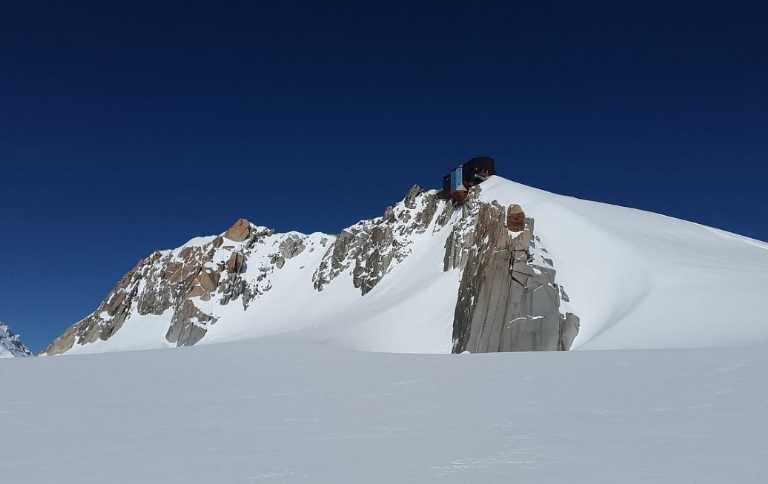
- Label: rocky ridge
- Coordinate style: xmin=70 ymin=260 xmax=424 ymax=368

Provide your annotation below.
xmin=45 ymin=225 xmax=318 ymax=355
xmin=313 ymin=185 xmax=445 ymax=295
xmin=45 ymin=182 xmax=579 ymax=356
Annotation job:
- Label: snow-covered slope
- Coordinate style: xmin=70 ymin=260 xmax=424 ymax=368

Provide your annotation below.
xmin=477 ymin=177 xmax=768 ymax=350
xmin=44 ymin=176 xmax=768 ymax=355
xmin=0 ymin=322 xmax=31 ymax=358
xmin=9 ymin=176 xmax=768 ymax=483
xmin=2 ymin=337 xmax=767 ymax=483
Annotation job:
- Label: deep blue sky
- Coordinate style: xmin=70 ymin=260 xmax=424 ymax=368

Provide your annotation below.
xmin=1 ymin=1 xmax=766 ymax=352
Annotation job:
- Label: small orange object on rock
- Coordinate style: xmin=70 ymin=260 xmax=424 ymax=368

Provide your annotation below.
xmin=506 ymin=204 xmax=526 ymax=232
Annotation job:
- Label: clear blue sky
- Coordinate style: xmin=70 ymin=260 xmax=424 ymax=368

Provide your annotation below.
xmin=1 ymin=1 xmax=766 ymax=352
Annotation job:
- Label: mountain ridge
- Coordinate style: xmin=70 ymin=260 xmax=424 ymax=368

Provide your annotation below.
xmin=43 ymin=176 xmax=768 ymax=356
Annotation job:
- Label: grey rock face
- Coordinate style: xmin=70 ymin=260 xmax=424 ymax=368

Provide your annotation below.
xmin=279 ymin=234 xmax=306 ymax=259
xmin=314 ymin=187 xmax=448 ymax=295
xmin=271 ymin=233 xmax=307 ymax=269
xmin=384 ymin=206 xmax=396 ymax=223
xmin=447 ymin=200 xmax=579 ymax=353
xmin=166 ymin=299 xmax=217 ymax=347
xmin=442 ymin=186 xmax=483 ymax=272
xmin=404 ymin=184 xmax=422 ymax=209
xmin=435 ymin=198 xmax=455 ymax=229
xmin=415 ymin=193 xmax=439 ymax=229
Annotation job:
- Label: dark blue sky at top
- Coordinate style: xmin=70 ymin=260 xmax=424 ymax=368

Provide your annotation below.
xmin=1 ymin=1 xmax=766 ymax=352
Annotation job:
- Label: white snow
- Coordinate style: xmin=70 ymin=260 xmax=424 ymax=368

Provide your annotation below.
xmin=3 ymin=177 xmax=768 ymax=482
xmin=476 ymin=177 xmax=768 ymax=350
xmin=2 ymin=337 xmax=767 ymax=483
xmin=70 ymin=309 xmax=176 ymax=354
xmin=178 ymin=235 xmax=218 ymax=249
xmin=62 ymin=176 xmax=768 ymax=356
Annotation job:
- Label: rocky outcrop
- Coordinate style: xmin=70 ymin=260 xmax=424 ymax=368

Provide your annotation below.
xmin=44 ymin=219 xmax=313 ymax=355
xmin=404 ymin=184 xmax=422 ymax=209
xmin=225 ymin=218 xmax=252 ymax=242
xmin=445 ymin=193 xmax=579 ymax=353
xmin=198 ymin=270 xmax=220 ymax=292
xmin=443 ymin=186 xmax=486 ymax=272
xmin=0 ymin=322 xmax=31 ymax=358
xmin=271 ymin=234 xmax=306 ymax=269
xmin=506 ymin=204 xmax=526 ymax=232
xmin=313 ymin=186 xmax=448 ymax=295
xmin=226 ymin=252 xmax=246 ymax=274
xmin=166 ymin=299 xmax=217 ymax=347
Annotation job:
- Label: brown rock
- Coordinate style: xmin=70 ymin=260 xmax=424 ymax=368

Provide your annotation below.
xmin=198 ymin=270 xmax=220 ymax=291
xmin=212 ymin=236 xmax=224 ymax=248
xmin=225 ymin=218 xmax=252 ymax=242
xmin=105 ymin=292 xmax=127 ymax=316
xmin=164 ymin=262 xmax=182 ymax=279
xmin=165 ymin=300 xmax=215 ymax=347
xmin=506 ymin=204 xmax=526 ymax=232
xmin=187 ymin=285 xmax=207 ymax=298
xmin=226 ymin=252 xmax=245 ymax=273
xmin=179 ymin=247 xmax=194 ymax=260
xmin=44 ymin=326 xmax=77 ymax=356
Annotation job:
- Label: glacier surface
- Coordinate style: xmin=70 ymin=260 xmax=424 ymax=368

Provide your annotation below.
xmin=1 ymin=338 xmax=767 ymax=483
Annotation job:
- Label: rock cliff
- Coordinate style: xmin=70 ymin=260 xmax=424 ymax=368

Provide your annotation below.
xmin=443 ymin=187 xmax=579 ymax=352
